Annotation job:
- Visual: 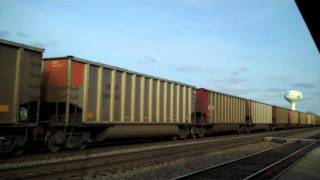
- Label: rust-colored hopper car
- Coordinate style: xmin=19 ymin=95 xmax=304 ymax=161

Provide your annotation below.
xmin=195 ymin=88 xmax=247 ymax=134
xmin=41 ymin=56 xmax=196 ymax=152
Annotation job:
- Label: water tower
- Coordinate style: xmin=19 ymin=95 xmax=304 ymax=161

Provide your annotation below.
xmin=284 ymin=90 xmax=303 ymax=110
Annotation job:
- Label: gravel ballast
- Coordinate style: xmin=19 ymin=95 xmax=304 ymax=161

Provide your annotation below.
xmin=85 ymin=128 xmax=320 ymax=180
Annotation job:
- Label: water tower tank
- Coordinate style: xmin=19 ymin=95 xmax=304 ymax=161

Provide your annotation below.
xmin=284 ymin=90 xmax=303 ymax=110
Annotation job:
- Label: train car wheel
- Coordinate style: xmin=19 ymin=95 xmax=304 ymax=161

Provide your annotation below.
xmin=180 ymin=134 xmax=188 ymax=140
xmin=197 ymin=129 xmax=205 ymax=138
xmin=79 ymin=143 xmax=87 ymax=150
xmin=48 ymin=142 xmax=61 ymax=153
xmin=11 ymin=136 xmax=26 ymax=156
xmin=190 ymin=127 xmax=198 ymax=139
xmin=79 ymin=133 xmax=90 ymax=150
xmin=172 ymin=136 xmax=178 ymax=141
xmin=47 ymin=131 xmax=65 ymax=153
xmin=242 ymin=127 xmax=249 ymax=134
xmin=13 ymin=148 xmax=24 ymax=156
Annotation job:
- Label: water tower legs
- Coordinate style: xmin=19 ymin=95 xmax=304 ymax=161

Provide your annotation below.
xmin=291 ymin=102 xmax=296 ymax=110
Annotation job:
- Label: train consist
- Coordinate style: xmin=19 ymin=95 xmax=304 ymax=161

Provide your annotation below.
xmin=0 ymin=39 xmax=319 ymax=154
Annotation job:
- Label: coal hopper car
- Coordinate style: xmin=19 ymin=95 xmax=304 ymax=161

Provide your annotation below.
xmin=41 ymin=56 xmax=196 ymax=152
xmin=272 ymin=106 xmax=289 ymax=129
xmin=246 ymin=100 xmax=273 ymax=132
xmin=0 ymin=39 xmax=44 ymax=154
xmin=194 ymin=88 xmax=247 ymax=135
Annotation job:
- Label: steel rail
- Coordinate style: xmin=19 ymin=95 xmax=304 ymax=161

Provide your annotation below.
xmin=173 ymin=135 xmax=319 ymax=180
xmin=243 ymin=141 xmax=318 ymax=180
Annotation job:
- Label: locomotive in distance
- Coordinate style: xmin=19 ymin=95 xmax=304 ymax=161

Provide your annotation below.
xmin=0 ymin=39 xmax=319 ymax=154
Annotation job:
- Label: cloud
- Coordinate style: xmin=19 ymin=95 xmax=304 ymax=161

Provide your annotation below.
xmin=208 ymin=76 xmax=247 ymax=85
xmin=300 ymin=97 xmax=320 ymax=105
xmin=238 ymin=67 xmax=249 ymax=71
xmin=139 ymin=56 xmax=157 ymax=63
xmin=231 ymin=71 xmax=240 ymax=76
xmin=229 ymin=77 xmax=247 ymax=84
xmin=265 ymin=87 xmax=287 ymax=92
xmin=207 ymin=77 xmax=252 ymax=96
xmin=269 ymin=76 xmax=286 ymax=82
xmin=266 ymin=74 xmax=295 ymax=83
xmin=229 ymin=84 xmax=249 ymax=91
xmin=219 ymin=84 xmax=254 ymax=96
xmin=292 ymin=82 xmax=317 ymax=89
xmin=243 ymin=54 xmax=255 ymax=61
xmin=175 ymin=0 xmax=213 ymax=4
xmin=0 ymin=30 xmax=9 ymax=38
xmin=0 ymin=31 xmax=30 ymax=38
xmin=175 ymin=65 xmax=217 ymax=74
xmin=0 ymin=31 xmax=58 ymax=48
xmin=256 ymin=91 xmax=285 ymax=101
xmin=176 ymin=66 xmax=195 ymax=73
xmin=17 ymin=32 xmax=29 ymax=38
xmin=231 ymin=67 xmax=249 ymax=76
xmin=30 ymin=40 xmax=59 ymax=48
xmin=299 ymin=91 xmax=320 ymax=104
xmin=176 ymin=66 xmax=202 ymax=73
xmin=31 ymin=41 xmax=46 ymax=48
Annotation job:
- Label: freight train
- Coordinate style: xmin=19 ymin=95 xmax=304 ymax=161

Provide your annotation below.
xmin=0 ymin=39 xmax=319 ymax=154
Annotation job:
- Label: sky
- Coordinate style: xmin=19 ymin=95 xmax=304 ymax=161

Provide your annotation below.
xmin=0 ymin=0 xmax=319 ymax=114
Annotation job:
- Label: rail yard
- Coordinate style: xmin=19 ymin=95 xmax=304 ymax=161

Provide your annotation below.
xmin=0 ymin=39 xmax=319 ymax=154
xmin=0 ymin=38 xmax=319 ymax=179
xmin=0 ymin=0 xmax=319 ymax=179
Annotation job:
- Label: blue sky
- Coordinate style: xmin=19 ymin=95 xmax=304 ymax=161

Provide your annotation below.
xmin=0 ymin=0 xmax=319 ymax=114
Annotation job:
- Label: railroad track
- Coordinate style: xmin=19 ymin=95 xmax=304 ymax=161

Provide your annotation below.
xmin=0 ymin=128 xmax=318 ymax=180
xmin=0 ymin=136 xmax=263 ymax=179
xmin=0 ymin=127 xmax=315 ymax=166
xmin=174 ymin=134 xmax=320 ymax=180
